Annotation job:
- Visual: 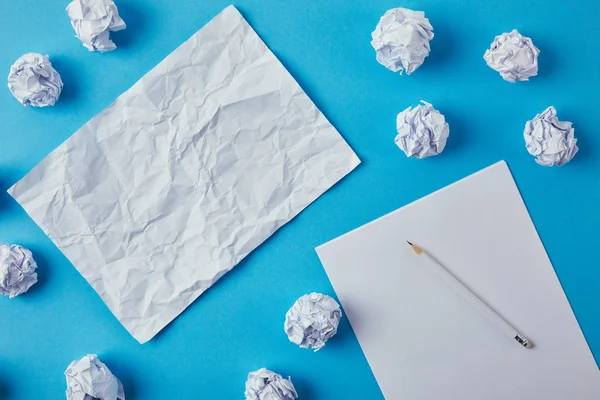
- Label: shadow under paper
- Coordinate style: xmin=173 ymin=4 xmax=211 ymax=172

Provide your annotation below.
xmin=557 ymin=108 xmax=593 ymax=168
xmin=0 ymin=364 xmax=13 ymax=399
xmin=0 ymin=171 xmax=19 ymax=215
xmin=529 ymin=36 xmax=559 ymax=82
xmin=111 ymin=0 xmax=151 ymax=50
xmin=99 ymin=353 xmax=139 ymax=399
xmin=420 ymin=16 xmax=458 ymax=72
xmin=439 ymin=108 xmax=472 ymax=158
xmin=49 ymin=56 xmax=82 ymax=106
xmin=290 ymin=374 xmax=315 ymax=400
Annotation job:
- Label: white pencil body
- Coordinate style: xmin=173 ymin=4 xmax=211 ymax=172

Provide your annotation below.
xmin=409 ymin=242 xmax=532 ymax=349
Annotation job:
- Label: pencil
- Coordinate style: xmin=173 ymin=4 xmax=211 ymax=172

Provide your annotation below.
xmin=407 ymin=241 xmax=533 ymax=349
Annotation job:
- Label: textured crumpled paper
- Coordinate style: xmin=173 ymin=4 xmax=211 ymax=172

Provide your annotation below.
xmin=7 ymin=53 xmax=63 ymax=107
xmin=0 ymin=243 xmax=38 ymax=298
xmin=395 ymin=101 xmax=449 ymax=158
xmin=65 ymin=354 xmax=125 ymax=400
xmin=245 ymin=368 xmax=298 ymax=400
xmin=371 ymin=7 xmax=434 ymax=75
xmin=8 ymin=5 xmax=359 ymax=343
xmin=524 ymin=106 xmax=578 ymax=166
xmin=284 ymin=293 xmax=342 ymax=351
xmin=66 ymin=0 xmax=126 ymax=52
xmin=484 ymin=29 xmax=539 ymax=82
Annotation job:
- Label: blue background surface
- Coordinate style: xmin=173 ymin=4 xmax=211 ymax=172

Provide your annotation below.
xmin=1 ymin=0 xmax=599 ymax=398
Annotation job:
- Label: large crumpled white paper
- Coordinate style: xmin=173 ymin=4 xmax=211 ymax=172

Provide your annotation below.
xmin=8 ymin=5 xmax=359 ymax=343
xmin=65 ymin=354 xmax=125 ymax=400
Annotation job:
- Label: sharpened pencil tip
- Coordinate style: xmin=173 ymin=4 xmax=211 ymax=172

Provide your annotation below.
xmin=407 ymin=241 xmax=423 ymax=255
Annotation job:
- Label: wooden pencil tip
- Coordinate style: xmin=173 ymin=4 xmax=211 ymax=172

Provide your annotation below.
xmin=407 ymin=241 xmax=423 ymax=255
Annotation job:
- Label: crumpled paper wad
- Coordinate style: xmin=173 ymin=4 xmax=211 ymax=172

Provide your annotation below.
xmin=66 ymin=0 xmax=126 ymax=52
xmin=0 ymin=243 xmax=38 ymax=299
xmin=484 ymin=29 xmax=539 ymax=82
xmin=245 ymin=368 xmax=298 ymax=400
xmin=371 ymin=7 xmax=434 ymax=75
xmin=7 ymin=53 xmax=63 ymax=107
xmin=395 ymin=101 xmax=449 ymax=158
xmin=8 ymin=6 xmax=359 ymax=343
xmin=284 ymin=293 xmax=342 ymax=351
xmin=65 ymin=354 xmax=125 ymax=400
xmin=524 ymin=106 xmax=578 ymax=166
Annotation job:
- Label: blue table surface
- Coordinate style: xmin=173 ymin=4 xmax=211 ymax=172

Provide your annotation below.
xmin=1 ymin=0 xmax=599 ymax=398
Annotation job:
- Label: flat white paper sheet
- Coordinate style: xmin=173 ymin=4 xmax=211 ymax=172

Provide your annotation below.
xmin=316 ymin=161 xmax=600 ymax=400
xmin=9 ymin=5 xmax=360 ymax=343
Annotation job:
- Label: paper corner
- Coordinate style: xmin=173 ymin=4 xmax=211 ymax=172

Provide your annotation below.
xmin=6 ymin=182 xmax=18 ymax=199
xmin=223 ymin=4 xmax=241 ymax=16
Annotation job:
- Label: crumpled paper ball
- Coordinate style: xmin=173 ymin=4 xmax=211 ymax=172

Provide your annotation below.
xmin=524 ymin=106 xmax=578 ymax=166
xmin=483 ymin=29 xmax=539 ymax=82
xmin=395 ymin=101 xmax=449 ymax=159
xmin=244 ymin=368 xmax=298 ymax=400
xmin=65 ymin=354 xmax=125 ymax=400
xmin=284 ymin=292 xmax=342 ymax=351
xmin=0 ymin=243 xmax=38 ymax=299
xmin=7 ymin=53 xmax=63 ymax=107
xmin=371 ymin=8 xmax=434 ymax=75
xmin=66 ymin=0 xmax=126 ymax=52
